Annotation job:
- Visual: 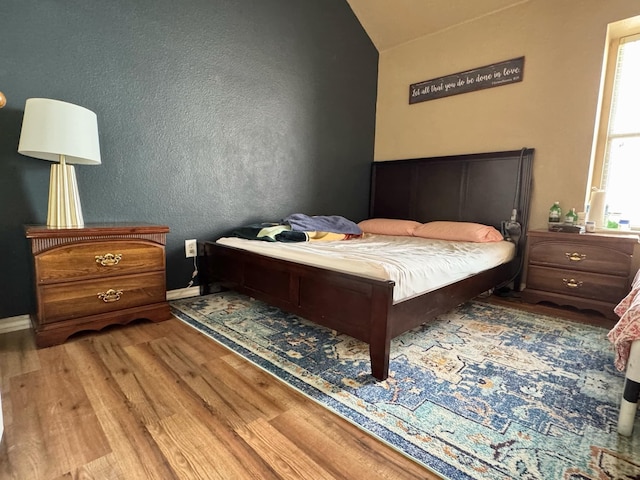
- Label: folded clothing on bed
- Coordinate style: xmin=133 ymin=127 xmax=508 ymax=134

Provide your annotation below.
xmin=282 ymin=213 xmax=362 ymax=235
xmin=232 ymin=222 xmax=360 ymax=243
xmin=277 ymin=230 xmax=361 ymax=242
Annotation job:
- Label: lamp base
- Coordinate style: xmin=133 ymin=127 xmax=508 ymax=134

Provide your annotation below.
xmin=47 ymin=163 xmax=85 ymax=228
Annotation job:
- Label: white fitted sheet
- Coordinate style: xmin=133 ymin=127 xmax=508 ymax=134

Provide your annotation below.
xmin=216 ymin=234 xmax=515 ymax=304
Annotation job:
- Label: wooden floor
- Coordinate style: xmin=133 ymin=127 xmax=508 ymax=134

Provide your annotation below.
xmin=0 ymin=296 xmax=611 ymax=480
xmin=0 ymin=316 xmax=435 ymax=479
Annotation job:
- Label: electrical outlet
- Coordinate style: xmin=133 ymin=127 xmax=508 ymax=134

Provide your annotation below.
xmin=185 ymin=239 xmax=197 ymax=258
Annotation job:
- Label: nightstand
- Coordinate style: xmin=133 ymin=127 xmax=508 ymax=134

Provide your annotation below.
xmin=521 ymin=229 xmax=638 ymax=320
xmin=25 ymin=223 xmax=172 ymax=347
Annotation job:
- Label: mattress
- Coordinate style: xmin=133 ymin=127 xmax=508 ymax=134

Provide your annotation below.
xmin=216 ymin=234 xmax=516 ymax=304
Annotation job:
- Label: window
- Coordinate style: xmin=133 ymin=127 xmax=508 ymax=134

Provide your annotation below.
xmin=598 ymin=33 xmax=640 ymax=227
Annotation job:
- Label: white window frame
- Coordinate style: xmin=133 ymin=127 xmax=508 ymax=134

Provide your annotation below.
xmin=590 ymin=30 xmax=640 ymax=230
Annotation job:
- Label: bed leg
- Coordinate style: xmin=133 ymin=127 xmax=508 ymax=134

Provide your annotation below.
xmin=369 ymin=286 xmax=393 ymax=381
xmin=369 ymin=321 xmax=391 ymax=381
xmin=370 ymin=347 xmax=390 ymax=381
xmin=618 ymin=340 xmax=640 ymax=436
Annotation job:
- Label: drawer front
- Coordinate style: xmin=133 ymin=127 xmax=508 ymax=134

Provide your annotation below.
xmin=35 ymin=240 xmax=165 ymax=283
xmin=526 ymin=266 xmax=629 ymax=303
xmin=528 ymin=241 xmax=631 ymax=276
xmin=39 ymin=272 xmax=166 ymax=324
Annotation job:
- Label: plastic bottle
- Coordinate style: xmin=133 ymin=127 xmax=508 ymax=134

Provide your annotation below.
xmin=607 ymin=212 xmax=621 ymax=229
xmin=549 ymin=202 xmax=562 ymax=224
xmin=564 ymin=208 xmax=578 ymax=225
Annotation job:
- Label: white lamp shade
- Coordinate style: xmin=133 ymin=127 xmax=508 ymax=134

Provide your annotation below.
xmin=18 ymin=98 xmax=101 ymax=165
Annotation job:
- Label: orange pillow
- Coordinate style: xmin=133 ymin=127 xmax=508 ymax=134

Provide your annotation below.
xmin=412 ymin=221 xmax=503 ymax=243
xmin=358 ymin=218 xmax=422 ymax=236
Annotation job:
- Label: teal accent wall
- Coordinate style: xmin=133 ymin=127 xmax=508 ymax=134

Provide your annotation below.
xmin=0 ymin=0 xmax=378 ymax=318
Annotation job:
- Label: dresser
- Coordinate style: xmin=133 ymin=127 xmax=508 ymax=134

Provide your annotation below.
xmin=25 ymin=224 xmax=172 ymax=347
xmin=522 ymin=230 xmax=638 ymax=320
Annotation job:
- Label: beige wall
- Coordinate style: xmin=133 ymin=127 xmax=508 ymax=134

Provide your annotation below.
xmin=375 ymin=0 xmax=640 ymax=231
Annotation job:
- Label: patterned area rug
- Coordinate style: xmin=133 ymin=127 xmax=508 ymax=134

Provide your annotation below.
xmin=170 ymin=292 xmax=640 ymax=480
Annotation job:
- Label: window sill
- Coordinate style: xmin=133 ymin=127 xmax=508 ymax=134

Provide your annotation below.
xmin=592 ymin=227 xmax=639 ymax=238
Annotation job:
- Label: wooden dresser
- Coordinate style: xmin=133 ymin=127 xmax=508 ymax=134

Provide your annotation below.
xmin=25 ymin=224 xmax=172 ymax=347
xmin=522 ymin=229 xmax=638 ymax=320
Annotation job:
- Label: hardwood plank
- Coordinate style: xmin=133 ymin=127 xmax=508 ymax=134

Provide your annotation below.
xmin=0 ymin=429 xmax=9 ymax=477
xmin=63 ymin=338 xmax=181 ymax=479
xmin=146 ymin=336 xmax=286 ymax=426
xmin=271 ymin=405 xmax=436 ymax=480
xmin=145 ymin=413 xmax=228 ymax=480
xmin=89 ymin=334 xmax=177 ymax=423
xmin=8 ymin=355 xmax=110 ymax=478
xmin=219 ymin=353 xmax=310 ymax=411
xmin=124 ymin=341 xmax=286 ymax=477
xmin=0 ymin=424 xmax=48 ymax=480
xmin=148 ymin=411 xmax=277 ymax=480
xmin=0 ymin=329 xmax=40 ymax=382
xmin=72 ymin=453 xmax=126 ymax=480
xmin=237 ymin=417 xmax=336 ymax=480
xmin=0 ymin=382 xmax=14 ymax=430
xmin=157 ymin=318 xmax=232 ymax=363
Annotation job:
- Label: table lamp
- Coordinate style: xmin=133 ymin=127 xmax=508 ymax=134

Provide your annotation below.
xmin=18 ymin=98 xmax=101 ymax=228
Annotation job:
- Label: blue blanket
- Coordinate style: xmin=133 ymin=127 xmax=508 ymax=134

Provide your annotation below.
xmin=282 ymin=213 xmax=362 ymax=235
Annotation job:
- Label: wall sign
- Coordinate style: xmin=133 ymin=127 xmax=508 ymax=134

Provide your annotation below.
xmin=409 ymin=56 xmax=524 ymax=104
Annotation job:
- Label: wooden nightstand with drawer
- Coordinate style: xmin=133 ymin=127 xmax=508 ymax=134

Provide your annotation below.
xmin=25 ymin=224 xmax=172 ymax=347
xmin=522 ymin=229 xmax=638 ymax=320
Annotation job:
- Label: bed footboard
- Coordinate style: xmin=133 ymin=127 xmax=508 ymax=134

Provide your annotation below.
xmin=200 ymin=241 xmax=396 ymax=379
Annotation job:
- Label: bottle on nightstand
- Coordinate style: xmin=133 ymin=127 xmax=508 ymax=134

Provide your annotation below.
xmin=548 ymin=201 xmax=562 ymax=224
xmin=564 ymin=208 xmax=578 ymax=225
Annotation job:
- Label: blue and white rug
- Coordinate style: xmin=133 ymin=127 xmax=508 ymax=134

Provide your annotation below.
xmin=170 ymin=292 xmax=640 ymax=480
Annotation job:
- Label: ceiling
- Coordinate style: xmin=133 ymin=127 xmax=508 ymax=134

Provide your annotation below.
xmin=346 ymin=0 xmax=529 ymax=51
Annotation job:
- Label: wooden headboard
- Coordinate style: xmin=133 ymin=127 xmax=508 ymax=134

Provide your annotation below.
xmin=369 ymin=148 xmax=534 ymax=274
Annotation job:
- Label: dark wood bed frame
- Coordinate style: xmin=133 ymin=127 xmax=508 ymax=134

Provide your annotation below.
xmin=199 ymin=149 xmax=534 ymax=380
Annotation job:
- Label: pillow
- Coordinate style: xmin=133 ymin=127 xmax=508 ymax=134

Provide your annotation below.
xmin=357 ymin=218 xmax=422 ymax=236
xmin=412 ymin=221 xmax=503 ymax=243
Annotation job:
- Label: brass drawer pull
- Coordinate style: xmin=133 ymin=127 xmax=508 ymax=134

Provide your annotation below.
xmin=97 ymin=289 xmax=124 ymax=303
xmin=565 ymin=252 xmax=586 ymax=262
xmin=95 ymin=253 xmax=122 ymax=266
xmin=562 ymin=278 xmax=583 ymax=288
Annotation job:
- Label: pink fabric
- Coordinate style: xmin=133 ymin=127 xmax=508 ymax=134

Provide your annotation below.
xmin=412 ymin=221 xmax=503 ymax=243
xmin=608 ymin=269 xmax=640 ymax=371
xmin=357 ymin=218 xmax=422 ymax=236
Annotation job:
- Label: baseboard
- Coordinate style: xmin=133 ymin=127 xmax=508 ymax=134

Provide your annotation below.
xmin=166 ymin=286 xmax=201 ymax=301
xmin=0 ymin=315 xmax=31 ymax=334
xmin=0 ymin=287 xmax=203 ymax=334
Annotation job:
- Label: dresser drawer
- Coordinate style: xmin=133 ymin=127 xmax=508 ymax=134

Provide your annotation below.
xmin=38 ymin=272 xmax=166 ymax=324
xmin=35 ymin=240 xmax=165 ymax=283
xmin=528 ymin=241 xmax=631 ymax=276
xmin=526 ymin=265 xmax=629 ymax=304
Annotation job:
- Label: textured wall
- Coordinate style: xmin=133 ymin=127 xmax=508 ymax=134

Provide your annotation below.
xmin=0 ymin=0 xmax=378 ymax=318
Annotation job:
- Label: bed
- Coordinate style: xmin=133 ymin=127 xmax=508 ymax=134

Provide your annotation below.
xmin=199 ymin=149 xmax=534 ymax=380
